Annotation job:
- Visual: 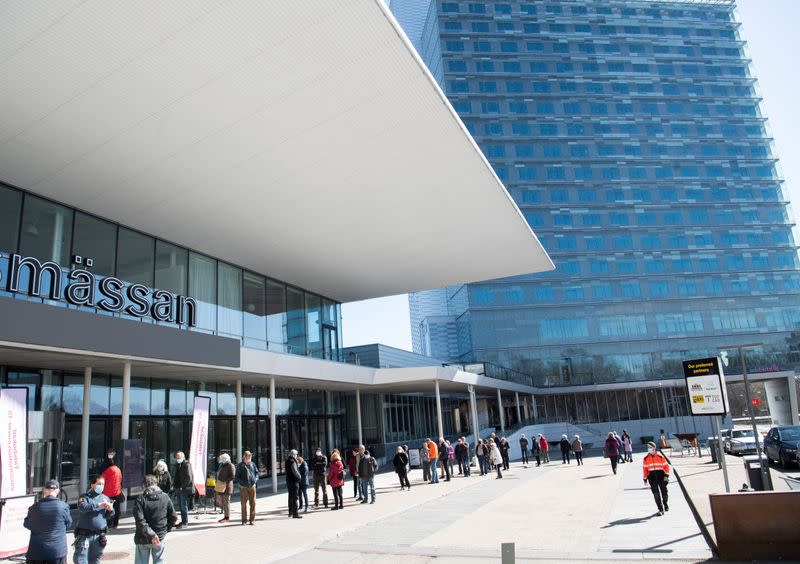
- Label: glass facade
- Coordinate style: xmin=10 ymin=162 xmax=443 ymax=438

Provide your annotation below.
xmin=402 ymin=0 xmax=800 ymax=387
xmin=0 ymin=182 xmax=342 ymax=361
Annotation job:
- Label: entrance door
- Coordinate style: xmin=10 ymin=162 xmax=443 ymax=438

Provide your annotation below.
xmin=322 ymin=324 xmax=339 ymax=361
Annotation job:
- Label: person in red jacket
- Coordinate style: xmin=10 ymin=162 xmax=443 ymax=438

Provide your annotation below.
xmin=100 ymin=450 xmax=123 ymax=528
xmin=329 ymin=451 xmax=345 ymax=510
xmin=642 ymin=441 xmax=671 ymax=515
xmin=538 ymin=434 xmax=550 ymax=463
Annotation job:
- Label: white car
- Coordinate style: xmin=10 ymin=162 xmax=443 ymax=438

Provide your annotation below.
xmin=723 ymin=428 xmax=762 ymax=455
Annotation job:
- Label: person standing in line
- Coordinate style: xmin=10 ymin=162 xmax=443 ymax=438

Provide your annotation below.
xmin=285 ymin=450 xmax=302 ymax=519
xmin=519 ymin=434 xmax=530 ymax=465
xmin=622 ymin=430 xmax=634 ymax=463
xmin=460 ymin=437 xmax=472 ymax=477
xmin=310 ymin=447 xmax=329 ymax=508
xmin=235 ymin=450 xmax=259 ymax=525
xmin=475 ymin=439 xmax=486 ymax=475
xmin=328 ymin=451 xmax=345 ymax=510
xmin=171 ymin=452 xmax=193 ymax=529
xmin=393 ymin=446 xmax=411 ymax=490
xmin=488 ymin=439 xmax=503 ymax=479
xmin=446 ymin=440 xmax=456 ymax=477
xmin=438 ymin=438 xmax=451 ymax=481
xmin=153 ymin=460 xmax=172 ymax=495
xmin=133 ymin=474 xmax=177 ymax=564
xmin=356 ymin=445 xmax=368 ymax=500
xmin=539 ymin=434 xmax=550 ymax=463
xmin=348 ymin=448 xmax=360 ymax=500
xmin=560 ymin=435 xmax=572 ymax=464
xmin=455 ymin=439 xmax=466 ymax=475
xmin=420 ymin=441 xmax=431 ymax=482
xmin=532 ymin=436 xmax=542 ymax=466
xmin=73 ymin=475 xmax=114 ymax=564
xmin=605 ymin=432 xmax=621 ymax=475
xmin=642 ymin=442 xmax=671 ymax=516
xmin=99 ymin=453 xmax=123 ymax=529
xmin=499 ymin=437 xmax=510 ymax=470
xmin=24 ymin=479 xmax=72 ymax=564
xmin=358 ymin=450 xmax=378 ymax=503
xmin=427 ymin=439 xmax=439 ymax=484
xmin=215 ymin=454 xmax=234 ymax=523
xmin=297 ymin=456 xmax=309 ymax=514
xmin=572 ymin=435 xmax=584 ymax=466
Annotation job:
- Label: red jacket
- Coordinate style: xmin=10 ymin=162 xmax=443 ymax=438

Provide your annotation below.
xmin=539 ymin=436 xmax=549 ymax=451
xmin=101 ymin=464 xmax=123 ymax=497
xmin=329 ymin=459 xmax=345 ymax=488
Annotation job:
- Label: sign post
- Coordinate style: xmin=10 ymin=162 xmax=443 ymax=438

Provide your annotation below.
xmin=683 ymin=357 xmax=730 ymax=492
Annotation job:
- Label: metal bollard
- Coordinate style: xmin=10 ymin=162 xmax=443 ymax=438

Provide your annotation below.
xmin=501 ymin=542 xmax=515 ymax=564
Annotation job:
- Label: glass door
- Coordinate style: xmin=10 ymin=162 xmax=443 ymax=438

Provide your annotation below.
xmin=322 ymin=324 xmax=338 ymax=361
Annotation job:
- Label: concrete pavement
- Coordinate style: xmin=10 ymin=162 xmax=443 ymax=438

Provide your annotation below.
xmin=77 ymin=453 xmax=713 ymax=562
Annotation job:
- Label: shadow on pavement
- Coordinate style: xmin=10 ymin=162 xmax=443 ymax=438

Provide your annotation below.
xmin=601 ymin=514 xmax=658 ymax=528
xmin=582 ymin=475 xmax=606 ymax=479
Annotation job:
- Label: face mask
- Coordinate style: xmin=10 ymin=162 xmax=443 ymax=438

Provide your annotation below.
xmin=647 ymin=447 xmax=656 ymax=455
xmin=107 ymin=455 xmax=114 ymax=460
xmin=176 ymin=457 xmax=184 ymax=464
xmin=93 ymin=484 xmax=104 ymax=494
xmin=316 ymin=451 xmax=321 ymax=456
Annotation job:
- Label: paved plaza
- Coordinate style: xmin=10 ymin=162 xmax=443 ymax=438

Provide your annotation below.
xmin=76 ymin=453 xmax=713 ymax=563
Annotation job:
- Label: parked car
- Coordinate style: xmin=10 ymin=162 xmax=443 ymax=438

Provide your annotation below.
xmin=722 ymin=427 xmax=761 ymax=455
xmin=763 ymin=425 xmax=800 ymax=468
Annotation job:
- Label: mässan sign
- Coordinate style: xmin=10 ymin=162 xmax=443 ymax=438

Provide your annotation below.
xmin=4 ymin=253 xmax=197 ymax=327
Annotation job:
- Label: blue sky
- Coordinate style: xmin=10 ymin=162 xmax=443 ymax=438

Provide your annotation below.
xmin=341 ymin=0 xmax=800 ymax=352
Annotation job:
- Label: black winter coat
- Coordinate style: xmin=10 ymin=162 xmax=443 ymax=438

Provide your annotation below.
xmin=24 ymin=496 xmax=72 ymax=560
xmin=133 ymin=487 xmax=177 ymax=544
xmin=285 ymin=457 xmax=301 ymax=484
xmin=173 ymin=460 xmax=194 ymax=495
xmin=393 ymin=452 xmax=409 ymax=473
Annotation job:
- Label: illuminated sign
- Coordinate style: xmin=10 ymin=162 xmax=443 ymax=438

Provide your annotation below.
xmin=682 ymin=357 xmax=728 ymax=416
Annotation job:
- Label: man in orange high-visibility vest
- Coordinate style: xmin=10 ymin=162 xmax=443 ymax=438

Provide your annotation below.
xmin=643 ymin=441 xmax=671 ymax=516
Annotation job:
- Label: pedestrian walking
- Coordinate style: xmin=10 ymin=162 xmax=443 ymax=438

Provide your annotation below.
xmin=348 ymin=448 xmax=360 ymax=500
xmin=642 ymin=442 xmax=671 ymax=515
xmin=420 ymin=442 xmax=431 ymax=481
xmin=519 ymin=434 xmax=530 ymax=465
xmin=74 ymin=475 xmax=115 ymax=564
xmin=499 ymin=437 xmax=510 ymax=470
xmin=438 ymin=438 xmax=451 ymax=481
xmin=539 ymin=434 xmax=550 ymax=463
xmin=489 ymin=440 xmax=503 ymax=479
xmin=357 ymin=450 xmax=378 ymax=503
xmin=171 ymin=451 xmax=194 ymax=529
xmin=393 ymin=446 xmax=411 ymax=490
xmin=214 ymin=453 xmax=234 ymax=523
xmin=622 ymin=430 xmax=634 ymax=463
xmin=605 ymin=432 xmax=621 ymax=475
xmin=153 ymin=460 xmax=172 ymax=495
xmin=310 ymin=447 xmax=329 ymax=508
xmin=427 ymin=439 xmax=439 ymax=483
xmin=133 ymin=474 xmax=177 ymax=564
xmin=614 ymin=432 xmax=625 ymax=464
xmin=285 ymin=450 xmax=302 ymax=519
xmin=297 ymin=456 xmax=309 ymax=513
xmin=560 ymin=435 xmax=572 ymax=464
xmin=235 ymin=450 xmax=259 ymax=525
xmin=658 ymin=429 xmax=669 ymax=452
xmin=328 ymin=451 xmax=345 ymax=510
xmin=24 ymin=479 xmax=71 ymax=564
xmin=572 ymin=435 xmax=584 ymax=465
xmin=99 ymin=452 xmax=123 ymax=529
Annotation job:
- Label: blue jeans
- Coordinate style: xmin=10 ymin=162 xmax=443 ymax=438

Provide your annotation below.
xmin=461 ymin=456 xmax=471 ymax=476
xmin=73 ymin=533 xmax=103 ymax=564
xmin=175 ymin=491 xmax=190 ymax=525
xmin=362 ymin=477 xmax=375 ymax=501
xmin=299 ymin=486 xmax=308 ymax=510
xmin=135 ymin=542 xmax=166 ymax=564
xmin=478 ymin=455 xmax=488 ymax=475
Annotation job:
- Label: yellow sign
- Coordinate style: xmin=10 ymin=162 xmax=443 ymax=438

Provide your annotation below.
xmin=692 ymin=395 xmax=705 ymax=404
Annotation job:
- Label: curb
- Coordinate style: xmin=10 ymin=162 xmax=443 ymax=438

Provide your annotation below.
xmin=665 ymin=453 xmax=719 ymax=558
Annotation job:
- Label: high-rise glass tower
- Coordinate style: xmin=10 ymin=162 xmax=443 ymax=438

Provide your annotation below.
xmin=397 ymin=0 xmax=800 ymax=404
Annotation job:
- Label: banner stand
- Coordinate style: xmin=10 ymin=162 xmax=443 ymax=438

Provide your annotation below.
xmin=189 ymin=396 xmax=211 ymax=499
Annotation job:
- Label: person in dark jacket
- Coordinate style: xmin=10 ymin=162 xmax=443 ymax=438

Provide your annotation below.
xmin=519 ymin=434 xmax=530 ymax=465
xmin=454 ymin=439 xmax=467 ymax=475
xmin=171 ymin=452 xmax=193 ymax=529
xmin=532 ymin=437 xmax=542 ymax=466
xmin=285 ymin=450 xmax=302 ymax=518
xmin=560 ymin=434 xmax=572 ymax=464
xmin=74 ymin=475 xmax=115 ymax=564
xmin=499 ymin=437 xmax=510 ymax=470
xmin=605 ymin=432 xmax=621 ymax=475
xmin=459 ymin=437 xmax=471 ymax=476
xmin=310 ymin=448 xmax=329 ymax=508
xmin=393 ymin=446 xmax=411 ymax=490
xmin=133 ymin=474 xmax=177 ymax=564
xmin=235 ymin=450 xmax=259 ymax=525
xmin=152 ymin=460 xmax=172 ymax=494
xmin=437 ymin=439 xmax=451 ymax=481
xmin=215 ymin=453 xmax=234 ymax=523
xmin=24 ymin=479 xmax=72 ymax=564
xmin=297 ymin=456 xmax=309 ymax=513
xmin=348 ymin=447 xmax=360 ymax=500
xmin=357 ymin=450 xmax=378 ymax=503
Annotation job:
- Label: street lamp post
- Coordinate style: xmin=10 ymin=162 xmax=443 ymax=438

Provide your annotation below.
xmin=720 ymin=343 xmax=770 ymax=490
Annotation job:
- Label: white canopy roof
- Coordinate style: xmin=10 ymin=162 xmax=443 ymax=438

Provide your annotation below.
xmin=0 ymin=0 xmax=552 ymax=302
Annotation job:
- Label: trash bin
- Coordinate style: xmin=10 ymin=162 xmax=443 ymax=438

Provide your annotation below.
xmin=743 ymin=454 xmax=773 ymax=491
xmin=708 ymin=437 xmax=718 ymax=464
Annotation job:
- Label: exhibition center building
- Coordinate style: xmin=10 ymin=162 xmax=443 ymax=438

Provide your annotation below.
xmin=0 ymin=2 xmax=552 ymax=501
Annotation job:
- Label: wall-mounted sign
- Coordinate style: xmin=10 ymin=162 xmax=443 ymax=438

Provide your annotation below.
xmin=3 ymin=253 xmax=196 ymax=327
xmin=682 ymin=357 xmax=729 ymax=416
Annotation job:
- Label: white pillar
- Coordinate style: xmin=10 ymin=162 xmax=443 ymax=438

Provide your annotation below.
xmin=356 ymin=388 xmax=363 ymax=446
xmin=469 ymin=385 xmax=480 ymax=448
xmin=80 ymin=367 xmax=92 ymax=494
xmin=434 ymin=380 xmax=444 ymax=439
xmin=270 ymin=378 xmax=277 ymax=494
xmin=515 ymin=392 xmax=522 ymax=425
xmin=788 ymin=374 xmax=800 ymax=426
xmin=235 ymin=380 xmax=243 ymax=461
xmin=531 ymin=394 xmax=538 ymax=422
xmin=497 ymin=389 xmax=505 ymax=435
xmin=120 ymin=363 xmax=131 ymax=441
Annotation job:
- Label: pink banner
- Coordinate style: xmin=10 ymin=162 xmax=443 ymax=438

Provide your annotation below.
xmin=189 ymin=396 xmax=210 ymax=497
xmin=0 ymin=387 xmax=28 ymax=499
